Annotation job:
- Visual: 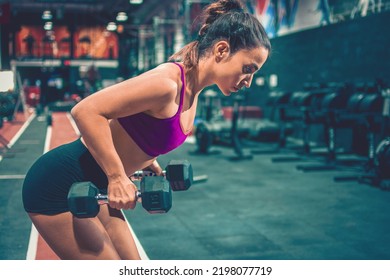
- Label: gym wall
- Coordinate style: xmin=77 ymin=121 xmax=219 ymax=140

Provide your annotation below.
xmin=259 ymin=10 xmax=390 ymax=95
xmin=244 ymin=11 xmax=390 ymax=154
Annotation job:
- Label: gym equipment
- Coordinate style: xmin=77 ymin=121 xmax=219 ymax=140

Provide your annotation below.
xmin=265 ymin=90 xmax=293 ymax=147
xmin=297 ymin=92 xmax=384 ymax=172
xmin=333 ymin=86 xmax=390 ymax=190
xmin=46 ymin=111 xmax=53 ymax=126
xmin=381 ymin=88 xmax=390 ymax=137
xmin=68 ymin=178 xmax=172 ymax=218
xmin=229 ymin=95 xmax=253 ymax=160
xmin=250 ymin=90 xmax=294 ymax=154
xmin=270 ymin=88 xmax=332 ymax=162
xmin=293 ymin=91 xmax=356 ymax=170
xmin=380 ymin=88 xmax=390 ymax=138
xmin=194 ymin=120 xmax=231 ymax=154
xmin=269 ymin=81 xmax=381 ymax=167
xmin=0 ymin=92 xmax=18 ymax=122
xmin=334 ymin=137 xmax=390 ymax=190
xmin=132 ymin=159 xmax=208 ymax=191
xmin=145 ymin=159 xmax=193 ymax=191
xmin=197 ymin=89 xmax=221 ymax=122
xmin=0 ymin=92 xmax=28 ymax=157
xmin=375 ymin=138 xmax=390 ymax=181
xmin=194 ymin=89 xmax=225 ymax=154
xmin=195 ymin=94 xmax=254 ymax=160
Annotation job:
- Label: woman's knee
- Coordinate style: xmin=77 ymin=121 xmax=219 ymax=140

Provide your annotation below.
xmin=28 ymin=212 xmax=121 ymax=260
xmin=72 ymin=216 xmax=114 ymax=254
xmin=97 ymin=206 xmax=141 ymax=260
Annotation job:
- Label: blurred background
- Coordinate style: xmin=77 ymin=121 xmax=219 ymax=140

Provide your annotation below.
xmin=1 ymin=0 xmax=390 ymax=261
xmin=0 ymin=0 xmax=389 ymax=110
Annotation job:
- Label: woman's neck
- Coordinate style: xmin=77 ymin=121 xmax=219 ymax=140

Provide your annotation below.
xmin=186 ymin=58 xmax=214 ymax=96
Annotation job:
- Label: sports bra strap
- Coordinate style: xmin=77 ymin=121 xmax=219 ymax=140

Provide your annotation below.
xmin=171 ymin=62 xmax=186 ymax=111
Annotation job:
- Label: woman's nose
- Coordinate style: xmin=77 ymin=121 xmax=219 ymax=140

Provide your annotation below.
xmin=242 ymin=74 xmax=254 ymax=88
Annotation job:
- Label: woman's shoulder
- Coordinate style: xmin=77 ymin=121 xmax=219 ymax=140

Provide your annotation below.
xmin=154 ymin=62 xmax=183 ymax=78
xmin=148 ymin=62 xmax=184 ymax=92
xmin=135 ymin=63 xmax=180 ymax=89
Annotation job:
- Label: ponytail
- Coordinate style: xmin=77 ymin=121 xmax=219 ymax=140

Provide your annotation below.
xmin=169 ymin=41 xmax=199 ymax=71
xmin=169 ymin=0 xmax=271 ymax=71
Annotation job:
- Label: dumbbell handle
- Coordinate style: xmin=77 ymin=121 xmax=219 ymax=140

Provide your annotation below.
xmin=130 ymin=170 xmax=166 ymax=180
xmin=96 ymin=191 xmax=142 ymax=205
xmin=192 ymin=174 xmax=208 ymax=184
xmin=95 ymin=174 xmax=208 ymax=205
xmin=130 ymin=170 xmax=208 ymax=184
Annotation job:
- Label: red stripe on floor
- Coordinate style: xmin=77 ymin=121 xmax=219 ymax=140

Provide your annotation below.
xmin=35 ymin=112 xmax=79 ymax=260
xmin=0 ymin=112 xmax=31 ymax=146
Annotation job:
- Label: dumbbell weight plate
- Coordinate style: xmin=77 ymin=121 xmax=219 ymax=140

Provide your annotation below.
xmin=375 ymin=138 xmax=390 ymax=179
xmin=347 ymin=93 xmax=365 ymax=113
xmin=68 ymin=178 xmax=172 ymax=218
xmin=321 ymin=92 xmax=349 ymax=111
xmin=165 ymin=159 xmax=193 ymax=191
xmin=358 ymin=94 xmax=383 ymax=113
xmin=140 ymin=176 xmax=172 ymax=213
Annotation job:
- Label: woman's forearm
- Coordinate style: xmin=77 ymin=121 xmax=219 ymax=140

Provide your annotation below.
xmin=71 ymin=106 xmax=126 ymax=180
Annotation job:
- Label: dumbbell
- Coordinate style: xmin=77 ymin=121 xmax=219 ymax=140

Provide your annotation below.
xmin=131 ymin=160 xmax=208 ymax=191
xmin=68 ymin=177 xmax=172 ymax=218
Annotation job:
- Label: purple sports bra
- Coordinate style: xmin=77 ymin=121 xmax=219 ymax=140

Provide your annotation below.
xmin=117 ymin=62 xmax=189 ymax=157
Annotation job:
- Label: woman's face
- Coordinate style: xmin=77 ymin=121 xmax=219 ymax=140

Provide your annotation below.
xmin=214 ymin=44 xmax=269 ymax=96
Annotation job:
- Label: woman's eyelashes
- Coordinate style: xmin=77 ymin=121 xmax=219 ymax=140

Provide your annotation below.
xmin=243 ymin=64 xmax=257 ymax=74
xmin=242 ymin=65 xmax=252 ymax=74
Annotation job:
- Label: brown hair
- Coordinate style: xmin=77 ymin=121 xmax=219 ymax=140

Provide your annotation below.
xmin=169 ymin=0 xmax=271 ymax=71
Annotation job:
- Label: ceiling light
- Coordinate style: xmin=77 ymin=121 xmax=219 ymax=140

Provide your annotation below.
xmin=129 ymin=0 xmax=143 ymax=4
xmin=106 ymin=22 xmax=117 ymax=31
xmin=44 ymin=22 xmax=53 ymax=31
xmin=116 ymin=12 xmax=128 ymax=22
xmin=42 ymin=10 xmax=52 ymax=20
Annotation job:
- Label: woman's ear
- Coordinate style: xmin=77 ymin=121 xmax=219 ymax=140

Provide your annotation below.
xmin=214 ymin=41 xmax=230 ymax=62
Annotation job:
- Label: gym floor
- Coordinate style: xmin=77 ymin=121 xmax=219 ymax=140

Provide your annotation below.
xmin=1 ymin=112 xmax=390 ymax=260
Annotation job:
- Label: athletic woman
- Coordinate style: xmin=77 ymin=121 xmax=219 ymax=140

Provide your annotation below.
xmin=22 ymin=0 xmax=271 ymax=259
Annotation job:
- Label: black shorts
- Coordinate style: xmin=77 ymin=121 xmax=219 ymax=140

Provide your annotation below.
xmin=22 ymin=138 xmax=108 ymax=215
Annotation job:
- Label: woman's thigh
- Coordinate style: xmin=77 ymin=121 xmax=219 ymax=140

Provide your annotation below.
xmin=29 ymin=212 xmax=121 ymax=260
xmin=97 ymin=205 xmax=141 ymax=260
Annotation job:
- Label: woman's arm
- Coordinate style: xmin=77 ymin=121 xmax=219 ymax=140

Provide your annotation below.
xmin=70 ymin=65 xmax=179 ymax=209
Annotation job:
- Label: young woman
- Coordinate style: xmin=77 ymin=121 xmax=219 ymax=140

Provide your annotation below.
xmin=22 ymin=0 xmax=271 ymax=260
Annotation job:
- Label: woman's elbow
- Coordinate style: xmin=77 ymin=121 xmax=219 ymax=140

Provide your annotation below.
xmin=70 ymin=100 xmax=90 ymax=122
xmin=70 ymin=102 xmax=82 ymax=121
xmin=71 ymin=100 xmax=107 ymax=124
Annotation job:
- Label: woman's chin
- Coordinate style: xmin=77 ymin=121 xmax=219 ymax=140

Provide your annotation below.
xmin=220 ymin=88 xmax=232 ymax=96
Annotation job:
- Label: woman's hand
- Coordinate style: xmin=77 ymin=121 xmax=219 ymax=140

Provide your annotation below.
xmin=144 ymin=159 xmax=163 ymax=175
xmin=107 ymin=175 xmax=139 ymax=210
